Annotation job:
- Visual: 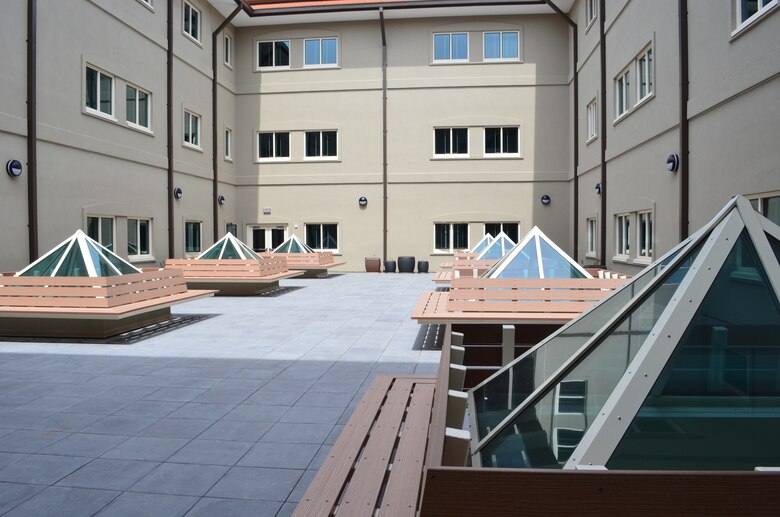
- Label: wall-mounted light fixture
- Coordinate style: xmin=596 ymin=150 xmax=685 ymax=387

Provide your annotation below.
xmin=540 ymin=194 xmax=551 ymax=206
xmin=218 ymin=195 xmax=226 ymax=206
xmin=666 ymin=154 xmax=680 ymax=172
xmin=595 ymin=182 xmax=602 ymax=195
xmin=173 ymin=187 xmax=183 ymax=199
xmin=6 ymin=160 xmax=22 ymax=178
xmin=358 ymin=196 xmax=368 ymax=208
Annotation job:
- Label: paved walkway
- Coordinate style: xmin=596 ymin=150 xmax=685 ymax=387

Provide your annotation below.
xmin=0 ymin=273 xmax=440 ymax=516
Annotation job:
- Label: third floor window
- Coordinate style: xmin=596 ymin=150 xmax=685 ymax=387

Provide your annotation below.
xmin=304 ymin=38 xmax=338 ymax=67
xmin=258 ymin=40 xmax=290 ymax=68
xmin=433 ymin=33 xmax=468 ymax=62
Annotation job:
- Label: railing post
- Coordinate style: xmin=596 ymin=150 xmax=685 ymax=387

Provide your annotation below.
xmin=502 ymin=324 xmax=515 ymax=366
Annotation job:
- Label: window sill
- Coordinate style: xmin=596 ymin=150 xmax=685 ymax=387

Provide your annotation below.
xmin=633 ymin=92 xmax=654 ymax=111
xmin=127 ymin=123 xmax=154 ymax=136
xmin=224 ymin=157 xmax=233 ymax=163
xmin=302 ymin=64 xmax=339 ymax=70
xmin=431 ymin=155 xmax=470 ymax=160
xmin=255 ymin=66 xmax=292 ymax=72
xmin=430 ymin=60 xmax=470 ymax=66
xmin=585 ymin=134 xmax=598 ymax=145
xmin=256 ymin=157 xmax=292 ymax=164
xmin=585 ymin=252 xmax=598 ymax=259
xmin=481 ymin=58 xmax=522 ymax=64
xmin=584 ymin=17 xmax=597 ymax=34
xmin=483 ymin=154 xmax=522 ymax=159
xmin=84 ymin=109 xmax=118 ymax=124
xmin=183 ymin=142 xmax=203 ymax=152
xmin=129 ymin=255 xmax=156 ymax=264
xmin=612 ymin=255 xmax=630 ymax=264
xmin=731 ymin=1 xmax=779 ymax=40
xmin=634 ymin=256 xmax=652 ymax=266
xmin=135 ymin=0 xmax=154 ymax=12
xmin=613 ymin=111 xmax=630 ymax=126
xmin=303 ymin=157 xmax=340 ymax=162
xmin=183 ymin=32 xmax=203 ymax=48
xmin=224 ymin=62 xmax=233 ymax=70
xmin=431 ymin=252 xmax=455 ymax=256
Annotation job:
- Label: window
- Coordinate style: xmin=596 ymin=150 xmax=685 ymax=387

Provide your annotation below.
xmin=183 ymin=1 xmax=200 ymax=43
xmin=185 ymin=221 xmax=201 ymax=254
xmin=636 ymin=47 xmax=654 ymax=103
xmin=305 ymin=131 xmax=338 ymax=159
xmin=750 ymin=194 xmax=780 ymax=226
xmin=585 ymin=0 xmax=598 ymax=27
xmin=305 ymin=223 xmax=339 ymax=251
xmin=224 ymin=34 xmax=232 ymax=67
xmin=586 ymin=217 xmax=597 ymax=257
xmin=223 ymin=128 xmax=232 ymax=160
xmin=183 ymin=110 xmax=201 ymax=149
xmin=484 ymin=127 xmax=519 ymax=156
xmin=87 ymin=216 xmax=114 ymax=251
xmin=258 ymin=40 xmax=290 ymax=68
xmin=85 ymin=66 xmax=114 ymax=118
xmin=304 ymin=38 xmax=337 ymax=67
xmin=126 ymin=85 xmax=150 ymax=130
xmin=615 ymin=70 xmax=630 ymax=119
xmin=127 ymin=218 xmax=151 ymax=258
xmin=554 ymin=428 xmax=585 ymax=463
xmin=638 ymin=211 xmax=653 ymax=259
xmin=484 ymin=223 xmax=519 ymax=244
xmin=433 ymin=33 xmax=468 ymax=63
xmin=736 ymin=0 xmax=778 ymax=29
xmin=226 ymin=223 xmax=237 ymax=236
xmin=616 ymin=214 xmax=631 ymax=256
xmin=138 ymin=0 xmax=153 ymax=8
xmin=586 ymin=99 xmax=598 ymax=141
xmin=434 ymin=128 xmax=468 ymax=157
xmin=483 ymin=31 xmax=519 ymax=61
xmin=434 ymin=223 xmax=469 ymax=253
xmin=555 ymin=380 xmax=587 ymax=414
xmin=258 ymin=132 xmax=290 ymax=160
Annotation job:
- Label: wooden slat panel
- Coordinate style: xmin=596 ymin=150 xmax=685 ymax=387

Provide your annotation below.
xmin=448 ymin=300 xmax=595 ymax=314
xmin=381 ymin=383 xmax=436 ymax=517
xmin=448 ymin=289 xmax=613 ymax=301
xmin=0 ymin=276 xmax=112 ymax=287
xmin=0 ymin=286 xmax=111 ymax=297
xmin=451 ymin=277 xmax=624 ymax=289
xmin=425 ymin=326 xmax=451 ymax=470
xmin=0 ymin=296 xmax=110 ymax=308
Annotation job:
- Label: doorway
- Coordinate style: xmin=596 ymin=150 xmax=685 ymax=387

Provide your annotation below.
xmin=248 ymin=225 xmax=287 ymax=252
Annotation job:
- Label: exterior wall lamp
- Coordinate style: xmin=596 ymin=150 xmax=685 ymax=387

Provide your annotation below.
xmin=6 ymin=160 xmax=22 ymax=177
xmin=595 ymin=182 xmax=602 ymax=195
xmin=358 ymin=196 xmax=368 ymax=208
xmin=667 ymin=154 xmax=680 ymax=172
xmin=218 ymin=195 xmax=226 ymax=206
xmin=173 ymin=187 xmax=183 ymax=199
xmin=540 ymin=194 xmax=551 ymax=206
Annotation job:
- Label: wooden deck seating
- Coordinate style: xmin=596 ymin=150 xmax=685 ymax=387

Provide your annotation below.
xmin=0 ymin=269 xmax=215 ymax=338
xmin=433 ymin=260 xmax=498 ymax=285
xmin=164 ymin=256 xmax=302 ymax=295
xmin=266 ymin=252 xmax=346 ymax=278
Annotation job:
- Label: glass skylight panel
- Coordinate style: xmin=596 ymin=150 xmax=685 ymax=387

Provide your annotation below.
xmin=18 ymin=242 xmax=71 ymax=277
xmin=539 ymin=239 xmax=586 ymax=279
xmin=471 ymin=234 xmax=494 ymax=254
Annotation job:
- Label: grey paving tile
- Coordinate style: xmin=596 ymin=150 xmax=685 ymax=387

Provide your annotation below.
xmin=0 ymin=409 xmax=53 ymax=427
xmin=207 ymin=467 xmax=303 ymax=501
xmin=140 ymin=418 xmax=215 ymax=439
xmin=308 ymin=444 xmax=333 ymax=470
xmin=39 ymin=433 xmax=129 ymax=457
xmin=25 ymin=412 xmax=105 ymax=432
xmin=3 ymin=485 xmax=118 ymax=517
xmin=145 ymin=387 xmax=207 ymax=402
xmin=308 ymin=381 xmax=365 ymax=394
xmin=57 ymin=458 xmax=159 ymax=490
xmin=244 ymin=390 xmax=303 ymax=406
xmin=0 ymin=429 xmax=70 ymax=453
xmin=276 ymin=501 xmax=297 ymax=517
xmin=238 ymin=442 xmax=319 ymax=469
xmin=0 ymin=482 xmax=46 ymax=514
xmin=130 ymin=463 xmax=229 ymax=496
xmin=280 ymin=406 xmax=344 ymax=425
xmin=81 ymin=415 xmax=157 ymax=435
xmin=168 ymin=402 xmax=237 ymax=420
xmin=288 ymin=470 xmax=317 ymax=503
xmin=325 ymin=425 xmax=345 ymax=445
xmin=168 ymin=439 xmax=252 ymax=466
xmin=223 ymin=404 xmax=288 ymax=423
xmin=0 ymin=395 xmax=35 ymax=407
xmin=295 ymin=391 xmax=354 ymax=408
xmin=114 ymin=400 xmax=184 ymax=419
xmin=98 ymin=385 xmax=160 ymax=400
xmin=231 ymin=368 xmax=280 ymax=380
xmin=185 ymin=497 xmax=282 ymax=517
xmin=0 ymin=452 xmax=27 ymax=470
xmin=260 ymin=379 xmax=316 ymax=392
xmin=102 ymin=436 xmax=188 ymax=462
xmin=0 ymin=454 xmax=91 ymax=484
xmin=95 ymin=492 xmax=197 ymax=517
xmin=62 ymin=397 xmax=130 ymax=415
xmin=198 ymin=420 xmax=273 ymax=442
xmin=260 ymin=423 xmax=333 ymax=444
xmin=192 ymin=387 xmax=258 ymax=404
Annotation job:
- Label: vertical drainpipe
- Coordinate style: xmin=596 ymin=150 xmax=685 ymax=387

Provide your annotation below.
xmin=27 ymin=0 xmax=38 ymax=262
xmin=212 ymin=6 xmax=242 ymax=243
xmin=678 ymin=0 xmax=689 ymax=240
xmin=380 ymin=9 xmax=388 ymax=263
xmin=598 ymin=0 xmax=607 ymax=267
xmin=167 ymin=0 xmax=175 ymax=258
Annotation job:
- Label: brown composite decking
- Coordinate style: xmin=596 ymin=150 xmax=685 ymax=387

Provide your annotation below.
xmin=264 ymin=252 xmax=346 ymax=278
xmin=432 ymin=271 xmax=452 ymax=284
xmin=164 ymin=257 xmax=303 ymax=295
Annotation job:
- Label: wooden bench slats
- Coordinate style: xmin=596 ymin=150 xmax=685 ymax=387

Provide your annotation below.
xmin=447 ymin=289 xmax=615 ymax=301
xmin=447 ymin=300 xmax=596 ymax=314
xmin=432 ymin=271 xmax=452 ymax=284
xmin=450 ymin=277 xmax=625 ymax=289
xmin=0 ymin=295 xmax=111 ymax=308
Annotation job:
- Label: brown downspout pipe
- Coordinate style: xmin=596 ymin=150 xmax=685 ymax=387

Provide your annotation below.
xmin=167 ymin=0 xmax=175 ymax=258
xmin=27 ymin=0 xmax=38 ymax=262
xmin=212 ymin=6 xmax=243 ymax=242
xmin=598 ymin=0 xmax=607 ymax=267
xmin=545 ymin=0 xmax=578 ymax=260
xmin=678 ymin=0 xmax=689 ymax=240
xmin=380 ymin=9 xmax=388 ymax=263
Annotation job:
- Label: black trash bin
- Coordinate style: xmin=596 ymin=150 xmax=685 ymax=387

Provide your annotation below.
xmin=384 ymin=260 xmax=396 ymax=273
xmin=417 ymin=261 xmax=429 ymax=273
xmin=398 ymin=256 xmax=415 ymax=273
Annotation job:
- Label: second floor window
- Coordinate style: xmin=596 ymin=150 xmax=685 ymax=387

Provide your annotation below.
xmin=224 ymin=34 xmax=232 ymax=67
xmin=586 ymin=99 xmax=598 ymax=141
xmin=183 ymin=1 xmax=200 ymax=43
xmin=184 ymin=110 xmax=200 ymax=148
xmin=258 ymin=132 xmax=290 ymax=160
xmin=85 ymin=66 xmax=113 ymax=117
xmin=435 ymin=223 xmax=469 ymax=253
xmin=616 ymin=214 xmax=631 ymax=256
xmin=586 ymin=0 xmax=598 ymax=26
xmin=185 ymin=221 xmax=201 ymax=254
xmin=637 ymin=47 xmax=654 ymax=102
xmin=483 ymin=31 xmax=519 ymax=61
xmin=224 ymin=128 xmax=232 ymax=160
xmin=638 ymin=211 xmax=653 ymax=259
xmin=434 ymin=128 xmax=468 ymax=156
xmin=615 ymin=70 xmax=630 ymax=119
xmin=305 ymin=131 xmax=338 ymax=159
xmin=126 ymin=85 xmax=150 ymax=130
xmin=87 ymin=216 xmax=114 ymax=251
xmin=484 ymin=127 xmax=519 ymax=156
xmin=587 ymin=217 xmax=597 ymax=256
xmin=304 ymin=38 xmax=337 ymax=67
xmin=128 ymin=218 xmax=151 ymax=258
xmin=258 ymin=40 xmax=290 ymax=68
xmin=433 ymin=33 xmax=468 ymax=62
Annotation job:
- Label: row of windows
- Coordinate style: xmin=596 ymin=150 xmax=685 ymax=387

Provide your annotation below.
xmin=434 ymin=127 xmax=520 ymax=158
xmin=85 ymin=65 xmax=153 ymax=132
xmin=434 ymin=223 xmax=519 ymax=254
xmin=87 ymin=216 xmax=152 ymax=260
xmin=585 ymin=211 xmax=654 ymax=262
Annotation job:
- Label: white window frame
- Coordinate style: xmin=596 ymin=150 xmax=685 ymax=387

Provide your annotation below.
xmin=224 ymin=34 xmax=232 ymax=68
xmin=482 ymin=31 xmax=520 ymax=62
xmin=257 ymin=131 xmax=291 ymax=162
xmin=586 ymin=98 xmax=598 ymax=142
xmin=615 ymin=213 xmax=631 ymax=258
xmin=224 ymin=127 xmax=232 ymax=161
xmin=637 ymin=211 xmax=654 ymax=261
xmin=304 ymin=130 xmax=339 ymax=161
xmin=749 ymin=192 xmax=780 ymax=226
xmin=483 ymin=127 xmax=520 ymax=157
xmin=304 ymin=223 xmax=340 ymax=253
xmin=182 ymin=1 xmax=201 ymax=45
xmin=554 ymin=380 xmax=587 ymax=415
xmin=636 ymin=46 xmax=654 ymax=105
xmin=432 ymin=32 xmax=469 ymax=63
xmin=183 ymin=109 xmax=201 ymax=150
xmin=586 ymin=217 xmax=598 ymax=258
xmin=127 ymin=217 xmax=153 ymax=261
xmin=433 ymin=223 xmax=470 ymax=254
xmin=734 ymin=0 xmax=778 ymax=34
xmin=433 ymin=127 xmax=469 ymax=158
xmin=303 ymin=38 xmax=338 ymax=68
xmin=257 ymin=40 xmax=291 ymax=70
xmin=614 ymin=69 xmax=630 ymax=121
xmin=126 ymin=84 xmax=151 ymax=132
xmin=184 ymin=221 xmax=202 ymax=255
xmin=136 ymin=0 xmax=154 ymax=11
xmin=86 ymin=216 xmax=115 ymax=252
xmin=85 ymin=65 xmax=115 ymax=120
xmin=585 ymin=0 xmax=598 ymax=29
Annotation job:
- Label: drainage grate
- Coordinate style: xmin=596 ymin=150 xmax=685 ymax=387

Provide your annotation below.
xmin=255 ymin=286 xmax=305 ymax=297
xmin=412 ymin=324 xmax=445 ymax=351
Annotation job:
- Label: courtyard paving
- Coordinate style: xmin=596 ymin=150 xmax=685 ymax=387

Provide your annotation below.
xmin=0 ymin=272 xmax=440 ymax=516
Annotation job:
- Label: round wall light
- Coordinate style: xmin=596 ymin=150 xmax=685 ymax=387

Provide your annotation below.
xmin=540 ymin=194 xmax=551 ymax=206
xmin=666 ymin=154 xmax=680 ymax=172
xmin=218 ymin=195 xmax=226 ymax=206
xmin=595 ymin=182 xmax=602 ymax=195
xmin=173 ymin=187 xmax=183 ymax=199
xmin=358 ymin=196 xmax=368 ymax=208
xmin=6 ymin=160 xmax=22 ymax=178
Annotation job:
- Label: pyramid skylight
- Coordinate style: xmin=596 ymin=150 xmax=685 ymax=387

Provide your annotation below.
xmin=16 ymin=230 xmax=141 ymax=277
xmin=273 ymin=234 xmax=314 ymax=253
xmin=483 ymin=227 xmax=591 ymax=279
xmin=475 ymin=231 xmax=515 ymax=260
xmin=198 ymin=233 xmax=262 ymax=260
xmin=469 ymin=196 xmax=780 ymax=471
xmin=471 ymin=234 xmax=494 ymax=254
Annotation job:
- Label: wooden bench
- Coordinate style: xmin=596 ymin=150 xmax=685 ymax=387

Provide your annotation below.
xmin=164 ymin=257 xmax=303 ymax=296
xmin=266 ymin=252 xmax=346 ymax=278
xmin=0 ymin=269 xmax=215 ymax=338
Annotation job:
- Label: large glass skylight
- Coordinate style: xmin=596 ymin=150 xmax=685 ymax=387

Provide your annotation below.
xmin=273 ymin=234 xmax=314 ymax=253
xmin=471 ymin=234 xmax=494 ymax=254
xmin=198 ymin=233 xmax=262 ymax=260
xmin=483 ymin=227 xmax=589 ymax=279
xmin=476 ymin=232 xmax=515 ymax=260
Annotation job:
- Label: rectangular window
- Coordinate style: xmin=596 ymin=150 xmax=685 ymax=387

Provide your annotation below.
xmin=555 ymin=428 xmax=585 ymax=463
xmin=586 ymin=99 xmax=598 ymax=141
xmin=183 ymin=1 xmax=200 ymax=43
xmin=434 ymin=128 xmax=468 ymax=157
xmin=483 ymin=31 xmax=519 ymax=61
xmin=484 ymin=223 xmax=519 ymax=244
xmin=185 ymin=221 xmax=201 ymax=253
xmin=433 ymin=33 xmax=468 ymax=63
xmin=636 ymin=47 xmax=654 ymax=103
xmin=615 ymin=70 xmax=630 ymax=119
xmin=127 ymin=218 xmax=151 ymax=258
xmin=586 ymin=217 xmax=597 ymax=257
xmin=305 ymin=131 xmax=338 ymax=159
xmin=87 ymin=216 xmax=114 ymax=252
xmin=555 ymin=380 xmax=587 ymax=414
xmin=226 ymin=223 xmax=237 ymax=236
xmin=126 ymin=85 xmax=150 ymax=130
xmin=305 ymin=223 xmax=339 ymax=251
xmin=304 ymin=38 xmax=337 ymax=67
xmin=638 ymin=211 xmax=653 ymax=259
xmin=737 ymin=0 xmax=777 ymax=28
xmin=751 ymin=194 xmax=780 ymax=226
xmin=484 ymin=127 xmax=519 ymax=156
xmin=224 ymin=128 xmax=232 ymax=160
xmin=586 ymin=0 xmax=598 ymax=26
xmin=616 ymin=214 xmax=631 ymax=256
xmin=258 ymin=131 xmax=290 ymax=160
xmin=434 ymin=223 xmax=469 ymax=253
xmin=183 ymin=110 xmax=201 ymax=149
xmin=85 ymin=66 xmax=114 ymax=117
xmin=139 ymin=0 xmax=153 ymax=6
xmin=258 ymin=40 xmax=290 ymax=68
xmin=224 ymin=34 xmax=232 ymax=67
